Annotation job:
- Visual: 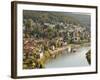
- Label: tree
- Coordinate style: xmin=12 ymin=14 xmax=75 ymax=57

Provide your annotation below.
xmin=25 ymin=19 xmax=34 ymax=32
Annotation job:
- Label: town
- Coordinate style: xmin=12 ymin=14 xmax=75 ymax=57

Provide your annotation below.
xmin=23 ymin=12 xmax=91 ymax=69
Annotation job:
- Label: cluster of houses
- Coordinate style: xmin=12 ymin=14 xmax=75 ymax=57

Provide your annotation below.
xmin=23 ymin=19 xmax=90 ymax=68
xmin=23 ymin=37 xmax=68 ymax=61
xmin=66 ymin=27 xmax=89 ymax=43
xmin=23 ymin=38 xmax=44 ymax=60
xmin=23 ymin=20 xmax=90 ymax=55
xmin=24 ymin=20 xmax=90 ymax=42
xmin=47 ymin=23 xmax=90 ymax=43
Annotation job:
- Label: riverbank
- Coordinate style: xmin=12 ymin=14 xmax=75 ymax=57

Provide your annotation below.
xmin=50 ymin=43 xmax=83 ymax=54
xmin=39 ymin=43 xmax=90 ymax=67
xmin=23 ymin=42 xmax=90 ymax=69
xmin=86 ymin=50 xmax=91 ymax=64
xmin=45 ymin=46 xmax=90 ymax=68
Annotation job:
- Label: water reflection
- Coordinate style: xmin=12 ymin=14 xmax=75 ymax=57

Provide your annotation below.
xmin=45 ymin=47 xmax=90 ymax=68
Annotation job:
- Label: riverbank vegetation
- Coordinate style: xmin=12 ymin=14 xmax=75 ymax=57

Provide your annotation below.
xmin=23 ymin=10 xmax=91 ymax=69
xmin=86 ymin=50 xmax=91 ymax=64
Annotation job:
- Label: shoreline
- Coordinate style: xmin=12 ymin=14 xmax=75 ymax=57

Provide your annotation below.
xmin=42 ymin=43 xmax=90 ymax=65
xmin=45 ymin=46 xmax=91 ymax=68
xmin=23 ymin=42 xmax=90 ymax=69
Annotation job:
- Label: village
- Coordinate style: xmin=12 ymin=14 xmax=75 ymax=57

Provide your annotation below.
xmin=23 ymin=18 xmax=90 ymax=69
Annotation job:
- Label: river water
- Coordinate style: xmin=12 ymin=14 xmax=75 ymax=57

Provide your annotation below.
xmin=45 ymin=46 xmax=90 ymax=68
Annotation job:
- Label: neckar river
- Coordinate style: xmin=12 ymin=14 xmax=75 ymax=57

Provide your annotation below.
xmin=45 ymin=46 xmax=90 ymax=68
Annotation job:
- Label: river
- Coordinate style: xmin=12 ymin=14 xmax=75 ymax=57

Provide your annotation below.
xmin=45 ymin=46 xmax=90 ymax=68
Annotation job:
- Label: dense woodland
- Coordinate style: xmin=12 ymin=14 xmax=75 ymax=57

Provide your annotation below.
xmin=23 ymin=11 xmax=81 ymax=24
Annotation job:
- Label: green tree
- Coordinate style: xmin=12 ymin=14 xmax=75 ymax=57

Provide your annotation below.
xmin=25 ymin=19 xmax=33 ymax=32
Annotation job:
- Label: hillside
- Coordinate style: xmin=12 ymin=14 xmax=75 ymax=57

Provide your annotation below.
xmin=23 ymin=10 xmax=83 ymax=25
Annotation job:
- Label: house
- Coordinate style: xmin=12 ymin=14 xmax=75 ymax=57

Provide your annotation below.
xmin=62 ymin=42 xmax=67 ymax=46
xmin=38 ymin=48 xmax=44 ymax=59
xmin=39 ymin=52 xmax=44 ymax=59
xmin=68 ymin=46 xmax=72 ymax=53
xmin=50 ymin=45 xmax=56 ymax=51
xmin=72 ymin=30 xmax=81 ymax=43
